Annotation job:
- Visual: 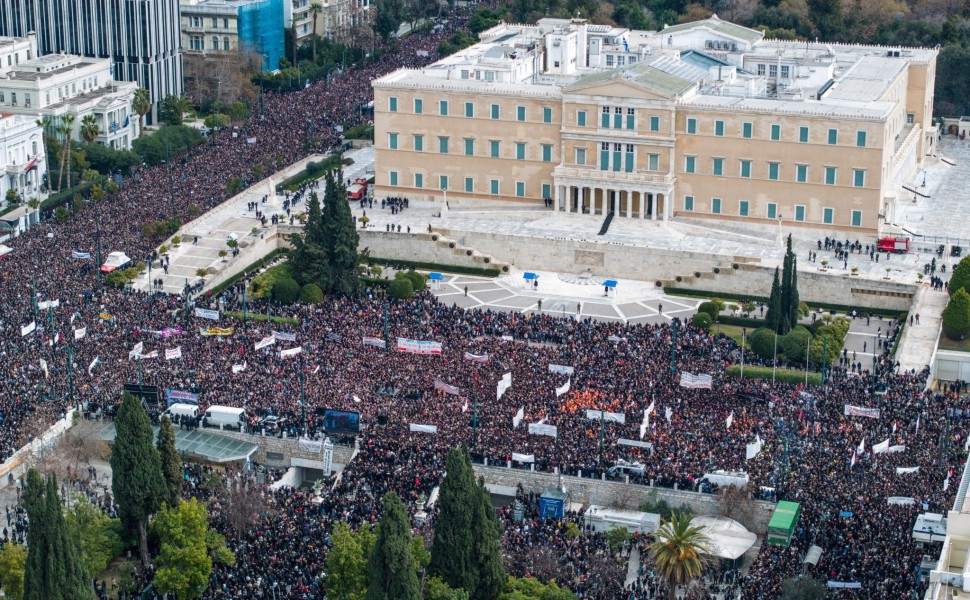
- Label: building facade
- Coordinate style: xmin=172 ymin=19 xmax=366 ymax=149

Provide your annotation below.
xmin=311 ymin=0 xmax=370 ymax=41
xmin=286 ymin=0 xmax=313 ymax=44
xmin=0 ymin=0 xmax=183 ymax=125
xmin=0 ymin=52 xmax=138 ymax=151
xmin=0 ymin=114 xmax=45 ymax=205
xmin=373 ymin=16 xmax=937 ymax=235
xmin=180 ymin=0 xmax=284 ymax=71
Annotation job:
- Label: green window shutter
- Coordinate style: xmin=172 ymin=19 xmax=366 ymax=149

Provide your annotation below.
xmin=770 ymin=124 xmax=780 ymax=140
xmin=389 ymin=97 xmax=397 ymax=112
xmin=465 ymin=177 xmax=473 ymax=192
xmin=715 ymin=120 xmax=724 ymax=136
xmin=414 ymin=99 xmax=422 ymax=114
xmin=600 ymin=150 xmax=609 ymax=171
xmin=828 ymin=128 xmax=838 ymax=145
xmin=388 ymin=133 xmax=397 ymax=150
xmin=650 ymin=115 xmax=660 ymax=131
xmin=799 ymin=126 xmax=809 ymax=143
xmin=856 ymin=131 xmax=866 ymax=147
xmin=768 ymin=162 xmax=779 ymax=180
xmin=742 ymin=122 xmax=752 ymax=138
xmin=464 ymin=139 xmax=474 ymax=156
xmin=687 ymin=118 xmax=696 ymax=134
xmin=389 ymin=171 xmax=398 ymax=186
xmin=740 ymin=160 xmax=751 ymax=178
xmin=577 ymin=111 xmax=586 ymax=126
xmin=543 ymin=107 xmax=552 ymax=123
xmin=490 ymin=104 xmax=499 ymax=119
xmin=625 ymin=152 xmax=634 ymax=172
xmin=542 ymin=145 xmax=552 ymax=162
xmin=465 ymin=102 xmax=474 ymax=117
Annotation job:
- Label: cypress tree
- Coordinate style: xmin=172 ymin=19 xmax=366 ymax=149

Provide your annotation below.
xmin=431 ymin=448 xmax=478 ymax=594
xmin=290 ymin=191 xmax=331 ymax=288
xmin=111 ymin=393 xmax=167 ymax=567
xmin=366 ymin=492 xmax=422 ymax=600
xmin=779 ymin=236 xmax=793 ymax=335
xmin=788 ymin=253 xmax=800 ymax=329
xmin=765 ymin=268 xmax=783 ymax=334
xmin=330 ymin=172 xmax=361 ymax=293
xmin=471 ymin=479 xmax=505 ymax=600
xmin=157 ymin=415 xmax=182 ymax=507
xmin=23 ymin=470 xmax=47 ymax=600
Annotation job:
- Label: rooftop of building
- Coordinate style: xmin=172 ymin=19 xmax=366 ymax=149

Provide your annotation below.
xmin=375 ymin=16 xmax=937 ymax=121
xmin=2 ymin=54 xmax=107 ymax=82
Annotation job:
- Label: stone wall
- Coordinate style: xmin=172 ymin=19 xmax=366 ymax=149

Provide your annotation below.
xmin=472 ymin=463 xmax=775 ymax=534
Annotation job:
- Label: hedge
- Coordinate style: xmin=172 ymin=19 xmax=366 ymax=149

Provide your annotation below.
xmin=365 ymin=257 xmax=500 ymax=277
xmin=663 ymin=287 xmax=904 ymax=317
xmin=207 ymin=248 xmax=288 ymax=298
xmin=222 ymin=311 xmax=299 ymax=325
xmin=41 ymin=181 xmax=96 ymax=212
xmin=725 ymin=365 xmax=822 ymax=386
xmin=715 ymin=315 xmax=767 ymax=329
xmin=889 ymin=322 xmax=905 ymax=358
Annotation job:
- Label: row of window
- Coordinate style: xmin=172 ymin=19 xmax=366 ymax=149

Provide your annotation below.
xmin=387 ymin=171 xmax=551 ymax=198
xmin=683 ymin=156 xmax=867 ymax=187
xmin=189 ymin=35 xmax=232 ymax=51
xmin=187 ymin=16 xmax=230 ymax=29
xmin=387 ymin=97 xmax=871 ymax=147
xmin=682 ymin=196 xmax=864 ymax=226
xmin=387 ymin=133 xmax=555 ymax=161
xmin=686 ymin=118 xmax=867 ymax=147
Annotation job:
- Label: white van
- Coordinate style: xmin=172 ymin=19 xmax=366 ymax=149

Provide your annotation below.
xmin=162 ymin=403 xmax=199 ymax=422
xmin=201 ymin=406 xmax=247 ymax=431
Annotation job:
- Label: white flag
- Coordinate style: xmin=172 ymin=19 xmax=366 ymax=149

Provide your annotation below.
xmin=255 ymin=335 xmax=275 ymax=350
xmin=165 ymin=347 xmax=182 ymax=360
xmin=353 ymin=394 xmax=361 ymax=403
xmin=872 ymin=439 xmax=891 ymax=454
xmin=20 ymin=321 xmax=36 ymax=337
xmin=555 ymin=378 xmax=570 ymax=397
xmin=512 ymin=406 xmax=524 ymax=429
xmin=892 ymin=422 xmax=897 ymax=434
xmin=74 ymin=327 xmax=86 ymax=340
xmin=462 ymin=399 xmax=468 ymax=413
xmin=39 ymin=359 xmax=48 ymax=379
xmin=232 ymin=362 xmax=246 ymax=374
xmin=944 ymin=473 xmax=951 ymax=491
xmin=645 ymin=400 xmax=656 ymax=417
xmin=745 ymin=436 xmax=763 ymax=460
xmin=850 ymin=450 xmax=856 ymax=468
xmin=87 ymin=357 xmax=100 ymax=375
xmin=915 ymin=415 xmax=920 ymax=437
xmin=857 ymin=437 xmax=865 ymax=454
xmin=665 ymin=406 xmax=673 ymax=423
xmin=726 ymin=412 xmax=734 ymax=430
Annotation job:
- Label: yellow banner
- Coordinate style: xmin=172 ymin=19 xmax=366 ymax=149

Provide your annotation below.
xmin=200 ymin=327 xmax=234 ymax=336
xmin=99 ymin=312 xmax=112 ymax=320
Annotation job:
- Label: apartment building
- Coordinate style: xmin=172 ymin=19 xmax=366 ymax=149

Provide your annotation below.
xmin=0 ymin=114 xmax=45 ymax=205
xmin=0 ymin=0 xmax=183 ymax=125
xmin=0 ymin=52 xmax=138 ymax=150
xmin=180 ymin=0 xmax=285 ymax=71
xmin=286 ymin=0 xmax=313 ymax=44
xmin=312 ymin=0 xmax=370 ymax=41
xmin=373 ymin=16 xmax=937 ymax=234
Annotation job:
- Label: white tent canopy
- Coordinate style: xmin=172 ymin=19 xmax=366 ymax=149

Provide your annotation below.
xmin=693 ymin=515 xmax=757 ymax=560
xmin=0 ymin=244 xmax=11 ymax=258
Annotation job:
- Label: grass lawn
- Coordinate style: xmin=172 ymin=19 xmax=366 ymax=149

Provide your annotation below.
xmin=939 ymin=336 xmax=970 ymax=352
xmin=715 ymin=324 xmax=749 ymax=347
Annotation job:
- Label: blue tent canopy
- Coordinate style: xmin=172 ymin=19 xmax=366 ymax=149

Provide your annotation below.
xmin=428 ymin=272 xmax=444 ymax=281
xmin=604 ymin=280 xmax=618 ymax=288
xmin=523 ymin=272 xmax=539 ymax=280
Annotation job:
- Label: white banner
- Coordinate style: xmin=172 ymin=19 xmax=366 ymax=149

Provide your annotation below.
xmin=464 ymin=352 xmax=489 ymax=363
xmin=844 ymin=405 xmax=881 ymax=419
xmin=512 ymin=406 xmax=524 ymax=429
xmin=409 ymin=423 xmax=438 ymax=434
xmin=194 ymin=307 xmax=220 ymax=321
xmin=528 ymin=423 xmax=558 ymax=438
xmin=746 ymin=436 xmax=764 ymax=460
xmin=548 ymin=364 xmax=574 ymax=375
xmin=618 ymin=439 xmax=654 ymax=450
xmin=362 ymin=336 xmax=386 ymax=349
xmin=39 ymin=358 xmax=48 ymax=379
xmin=255 ymin=335 xmax=276 ymax=350
xmin=872 ymin=439 xmax=891 ymax=454
xmin=511 ymin=453 xmax=535 ymax=463
xmin=434 ymin=380 xmax=461 ymax=396
xmin=74 ymin=327 xmax=86 ymax=340
xmin=322 ymin=438 xmax=334 ymax=476
xmin=129 ymin=342 xmax=144 ymax=359
xmin=497 ymin=377 xmax=511 ymax=400
xmin=396 ymin=338 xmax=443 ymax=355
xmin=885 ymin=445 xmax=906 ymax=453
xmin=896 ymin=466 xmax=920 ymax=475
xmin=726 ymin=412 xmax=734 ymax=430
xmin=21 ymin=321 xmax=36 ymax=337
xmin=586 ymin=409 xmax=625 ymax=424
xmin=165 ymin=347 xmax=182 ymax=360
xmin=273 ymin=331 xmax=297 ymax=342
xmin=887 ymin=496 xmax=915 ymax=505
xmin=139 ymin=351 xmax=158 ymax=359
xmin=680 ymin=372 xmax=713 ymax=389
xmin=298 ymin=438 xmax=323 ymax=453
xmin=555 ymin=378 xmax=571 ymax=397
xmin=37 ymin=299 xmax=59 ymax=310
xmin=232 ymin=363 xmax=246 ymax=374
xmin=280 ymin=346 xmax=303 ymax=358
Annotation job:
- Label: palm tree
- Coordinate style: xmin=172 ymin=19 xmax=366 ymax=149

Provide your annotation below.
xmin=649 ymin=512 xmax=711 ymax=600
xmin=132 ymin=88 xmax=151 ymax=137
xmin=310 ymin=2 xmax=323 ymax=62
xmin=35 ymin=116 xmax=53 ymax=191
xmin=56 ymin=114 xmax=76 ymax=191
xmin=80 ymin=114 xmax=100 ymax=143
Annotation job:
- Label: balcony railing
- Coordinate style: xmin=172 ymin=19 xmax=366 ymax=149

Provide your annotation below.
xmin=552 ymin=165 xmax=675 ymax=187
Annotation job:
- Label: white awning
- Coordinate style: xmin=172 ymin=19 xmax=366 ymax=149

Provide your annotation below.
xmin=694 ymin=515 xmax=757 ymax=560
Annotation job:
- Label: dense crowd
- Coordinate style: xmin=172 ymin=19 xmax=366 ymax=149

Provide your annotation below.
xmin=0 ymin=4 xmax=965 ymax=599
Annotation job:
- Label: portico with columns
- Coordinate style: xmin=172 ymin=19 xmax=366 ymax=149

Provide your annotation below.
xmin=552 ymin=166 xmax=674 ymax=220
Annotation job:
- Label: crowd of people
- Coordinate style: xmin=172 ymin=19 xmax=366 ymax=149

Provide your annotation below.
xmin=0 ymin=3 xmax=965 ymax=598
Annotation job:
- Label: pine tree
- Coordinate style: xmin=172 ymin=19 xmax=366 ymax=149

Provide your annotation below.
xmin=329 ymin=172 xmax=361 ymax=293
xmin=157 ymin=415 xmax=182 ymax=507
xmin=470 ymin=479 xmax=505 ymax=600
xmin=431 ymin=448 xmax=478 ymax=594
xmin=23 ymin=470 xmax=47 ymax=600
xmin=366 ymin=492 xmax=422 ymax=600
xmin=290 ymin=191 xmax=332 ymax=288
xmin=111 ymin=393 xmax=167 ymax=567
xmin=23 ymin=470 xmax=93 ymax=600
xmin=765 ymin=268 xmax=783 ymax=334
xmin=779 ymin=236 xmax=793 ymax=335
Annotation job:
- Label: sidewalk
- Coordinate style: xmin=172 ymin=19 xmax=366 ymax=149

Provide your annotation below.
xmin=895 ymin=285 xmax=948 ymax=373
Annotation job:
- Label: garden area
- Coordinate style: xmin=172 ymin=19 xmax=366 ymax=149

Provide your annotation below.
xmin=940 ymin=256 xmax=970 ymax=349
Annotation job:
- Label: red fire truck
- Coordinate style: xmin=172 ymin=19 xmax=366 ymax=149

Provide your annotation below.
xmin=346 ymin=178 xmax=369 ymax=201
xmin=877 ymin=237 xmax=910 ymax=253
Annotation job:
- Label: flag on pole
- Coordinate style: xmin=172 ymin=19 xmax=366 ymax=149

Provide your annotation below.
xmin=726 ymin=412 xmax=734 ymax=429
xmin=915 ymin=415 xmax=920 ymax=437
xmin=129 ymin=342 xmax=144 ymax=359
xmin=850 ymin=450 xmax=856 ymax=468
xmin=40 ymin=359 xmax=48 ymax=379
xmin=462 ymin=399 xmax=468 ymax=413
xmin=665 ymin=406 xmax=672 ymax=423
xmin=857 ymin=437 xmax=865 ymax=453
xmin=87 ymin=357 xmax=100 ymax=375
xmin=555 ymin=378 xmax=570 ymax=397
xmin=512 ymin=406 xmax=524 ymax=428
xmin=944 ymin=470 xmax=952 ymax=491
xmin=892 ymin=421 xmax=897 ymax=434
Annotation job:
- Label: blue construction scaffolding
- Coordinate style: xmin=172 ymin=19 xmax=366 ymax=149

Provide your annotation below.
xmin=238 ymin=0 xmax=285 ymax=72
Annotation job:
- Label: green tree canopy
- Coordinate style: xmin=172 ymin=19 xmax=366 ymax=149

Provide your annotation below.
xmin=366 ymin=492 xmax=421 ymax=600
xmin=780 ymin=575 xmax=827 ymax=599
xmin=325 ymin=522 xmax=376 ymax=600
xmin=152 ymin=499 xmax=217 ymax=600
xmin=649 ymin=512 xmax=710 ymax=600
xmin=64 ymin=496 xmax=124 ymax=582
xmin=110 ymin=393 xmax=168 ymax=567
xmin=497 ymin=576 xmax=575 ymax=600
xmin=949 ymin=256 xmax=970 ymax=298
xmin=0 ymin=542 xmax=26 ymax=600
xmin=943 ymin=288 xmax=970 ymax=340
